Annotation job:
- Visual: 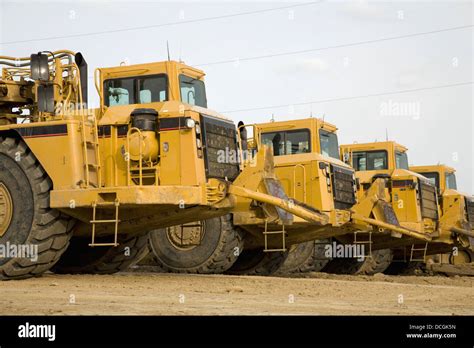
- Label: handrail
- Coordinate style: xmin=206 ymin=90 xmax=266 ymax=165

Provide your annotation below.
xmin=80 ymin=112 xmax=90 ymax=187
xmin=94 ymin=68 xmax=104 ymax=114
xmin=0 ymin=50 xmax=76 ymax=63
xmin=92 ymin=114 xmax=102 ymax=187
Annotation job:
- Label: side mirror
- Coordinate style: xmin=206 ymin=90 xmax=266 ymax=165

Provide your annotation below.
xmin=342 ymin=152 xmax=350 ymax=164
xmin=238 ymin=121 xmax=248 ymax=151
xmin=30 ymin=53 xmax=49 ymax=81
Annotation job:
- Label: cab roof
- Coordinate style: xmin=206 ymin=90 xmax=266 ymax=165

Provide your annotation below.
xmin=340 ymin=141 xmax=408 ymax=153
xmin=256 ymin=117 xmax=338 ymax=132
xmin=99 ymin=60 xmax=205 ymax=80
xmin=410 ymin=164 xmax=456 ymax=174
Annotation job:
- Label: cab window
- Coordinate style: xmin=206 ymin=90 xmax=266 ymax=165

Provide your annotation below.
xmin=422 ymin=172 xmax=440 ymax=189
xmin=179 ymin=75 xmax=207 ymax=108
xmin=104 ymin=74 xmax=168 ymax=107
xmin=445 ymin=172 xmax=457 ymax=190
xmin=319 ymin=129 xmax=339 ymax=159
xmin=352 ymin=151 xmax=388 ymax=171
xmin=395 ymin=151 xmax=409 ymax=169
xmin=261 ymin=129 xmax=310 ymax=156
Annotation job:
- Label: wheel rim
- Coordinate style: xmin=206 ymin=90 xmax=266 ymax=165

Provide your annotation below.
xmin=166 ymin=221 xmax=205 ymax=251
xmin=0 ymin=183 xmax=13 ymax=237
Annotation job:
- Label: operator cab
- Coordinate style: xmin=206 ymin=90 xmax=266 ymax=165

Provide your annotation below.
xmin=410 ymin=165 xmax=458 ymax=194
xmin=254 ymin=118 xmax=357 ymax=211
xmin=102 ymin=66 xmax=207 ymax=108
xmin=97 ymin=60 xmax=211 ymax=124
xmin=259 ymin=118 xmax=341 ymax=160
xmin=343 ymin=141 xmax=409 ymax=173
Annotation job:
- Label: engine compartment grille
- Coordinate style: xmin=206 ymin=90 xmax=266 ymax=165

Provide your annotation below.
xmin=419 ymin=181 xmax=438 ymax=220
xmin=330 ymin=164 xmax=356 ymax=210
xmin=200 ymin=114 xmax=240 ymax=181
xmin=466 ymin=198 xmax=474 ymax=224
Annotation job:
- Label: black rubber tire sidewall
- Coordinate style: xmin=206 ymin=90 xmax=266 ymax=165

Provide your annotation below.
xmin=52 ymin=234 xmax=148 ymax=274
xmin=149 ymin=217 xmax=225 ymax=270
xmin=0 ymin=153 xmax=34 ymax=266
xmin=227 ymin=249 xmax=288 ymax=276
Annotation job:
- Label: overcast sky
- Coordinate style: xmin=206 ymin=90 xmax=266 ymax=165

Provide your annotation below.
xmin=1 ymin=0 xmax=472 ymax=192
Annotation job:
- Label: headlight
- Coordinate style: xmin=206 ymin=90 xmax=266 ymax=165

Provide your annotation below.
xmin=195 ymin=124 xmax=201 ymax=134
xmin=185 ymin=118 xmax=196 ymax=129
xmin=196 ymin=138 xmax=202 ymax=149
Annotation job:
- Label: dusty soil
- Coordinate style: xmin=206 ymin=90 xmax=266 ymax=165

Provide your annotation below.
xmin=1 ymin=268 xmax=472 ymax=315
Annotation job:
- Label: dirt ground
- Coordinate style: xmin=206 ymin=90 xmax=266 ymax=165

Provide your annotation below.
xmin=1 ymin=267 xmax=473 ymax=315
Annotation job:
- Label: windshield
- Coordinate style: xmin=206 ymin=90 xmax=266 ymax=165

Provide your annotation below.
xmin=352 ymin=151 xmax=388 ymax=171
xmin=179 ymin=75 xmax=207 ymax=108
xmin=261 ymin=129 xmax=310 ymax=156
xmin=319 ymin=129 xmax=339 ymax=159
xmin=104 ymin=74 xmax=168 ymax=107
xmin=445 ymin=172 xmax=457 ymax=190
xmin=395 ymin=151 xmax=409 ymax=169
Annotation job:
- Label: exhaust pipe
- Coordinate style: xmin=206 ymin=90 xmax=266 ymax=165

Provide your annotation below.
xmin=75 ymin=52 xmax=88 ymax=106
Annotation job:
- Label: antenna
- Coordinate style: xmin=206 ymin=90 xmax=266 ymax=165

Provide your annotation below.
xmin=270 ymin=114 xmax=275 ymax=122
xmin=385 ymin=128 xmax=389 ymax=141
xmin=167 ymin=41 xmax=171 ymax=61
xmin=179 ymin=42 xmax=182 ymax=63
xmin=321 ymin=114 xmax=325 ymax=128
xmin=310 ymin=104 xmax=313 ymax=118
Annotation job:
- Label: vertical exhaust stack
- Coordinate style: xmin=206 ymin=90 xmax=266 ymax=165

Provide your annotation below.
xmin=75 ymin=52 xmax=88 ymax=106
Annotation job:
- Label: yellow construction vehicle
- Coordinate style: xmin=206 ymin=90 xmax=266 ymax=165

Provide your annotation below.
xmin=147 ymin=118 xmax=433 ymax=275
xmin=339 ymin=142 xmax=473 ymax=274
xmin=410 ymin=164 xmax=474 ymax=265
xmin=0 ymin=50 xmax=339 ymax=280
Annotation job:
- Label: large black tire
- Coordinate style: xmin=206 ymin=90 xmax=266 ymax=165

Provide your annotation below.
xmin=276 ymin=240 xmax=330 ymax=274
xmin=147 ymin=214 xmax=244 ymax=274
xmin=311 ymin=239 xmax=332 ymax=272
xmin=226 ymin=249 xmax=289 ymax=276
xmin=0 ymin=136 xmax=74 ymax=280
xmin=52 ymin=233 xmax=149 ymax=274
xmin=277 ymin=241 xmax=315 ymax=274
xmin=323 ymin=249 xmax=393 ymax=275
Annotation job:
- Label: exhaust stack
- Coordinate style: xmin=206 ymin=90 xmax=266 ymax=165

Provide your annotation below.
xmin=75 ymin=52 xmax=88 ymax=105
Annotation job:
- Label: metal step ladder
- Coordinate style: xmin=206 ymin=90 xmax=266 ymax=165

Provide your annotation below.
xmin=353 ymin=231 xmax=372 ymax=259
xmin=129 ymin=166 xmax=158 ymax=186
xmin=410 ymin=243 xmax=428 ymax=262
xmin=263 ymin=220 xmax=287 ymax=252
xmin=80 ymin=113 xmax=102 ymax=188
xmin=89 ymin=199 xmax=120 ymax=247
